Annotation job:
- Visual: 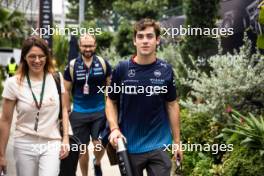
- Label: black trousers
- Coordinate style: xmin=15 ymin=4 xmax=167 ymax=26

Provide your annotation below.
xmin=128 ymin=148 xmax=172 ymax=176
xmin=58 ymin=112 xmax=106 ymax=176
xmin=58 ymin=137 xmax=81 ymax=176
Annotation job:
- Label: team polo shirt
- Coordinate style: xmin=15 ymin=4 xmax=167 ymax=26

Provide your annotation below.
xmin=64 ymin=55 xmax=111 ymax=114
xmin=108 ymin=57 xmax=177 ymax=153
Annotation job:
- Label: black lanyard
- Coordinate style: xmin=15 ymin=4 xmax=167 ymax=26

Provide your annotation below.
xmin=82 ymin=62 xmax=93 ymax=95
xmin=26 ymin=73 xmax=46 ymax=131
xmin=83 ymin=62 xmax=92 ymax=83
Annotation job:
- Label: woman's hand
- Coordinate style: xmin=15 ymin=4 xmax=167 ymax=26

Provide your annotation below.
xmin=59 ymin=136 xmax=69 ymax=159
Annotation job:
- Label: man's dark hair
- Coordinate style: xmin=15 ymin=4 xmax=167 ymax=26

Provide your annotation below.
xmin=10 ymin=57 xmax=15 ymax=64
xmin=133 ymin=18 xmax=161 ymax=38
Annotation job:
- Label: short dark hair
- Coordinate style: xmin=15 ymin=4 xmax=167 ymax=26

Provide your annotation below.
xmin=10 ymin=57 xmax=15 ymax=64
xmin=133 ymin=18 xmax=161 ymax=38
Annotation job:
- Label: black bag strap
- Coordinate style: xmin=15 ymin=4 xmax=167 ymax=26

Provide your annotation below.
xmin=52 ymin=72 xmax=62 ymax=120
xmin=52 ymin=72 xmax=83 ymax=146
xmin=117 ymin=60 xmax=129 ymax=124
xmin=119 ymin=60 xmax=129 ymax=81
xmin=101 ymin=60 xmax=129 ymax=147
xmin=52 ymin=72 xmax=64 ymax=137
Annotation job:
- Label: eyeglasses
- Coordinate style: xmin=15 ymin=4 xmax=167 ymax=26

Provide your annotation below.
xmin=26 ymin=54 xmax=46 ymax=61
xmin=80 ymin=45 xmax=95 ymax=49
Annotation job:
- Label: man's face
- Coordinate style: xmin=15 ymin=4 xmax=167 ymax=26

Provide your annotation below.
xmin=133 ymin=26 xmax=160 ymax=57
xmin=79 ymin=37 xmax=96 ymax=58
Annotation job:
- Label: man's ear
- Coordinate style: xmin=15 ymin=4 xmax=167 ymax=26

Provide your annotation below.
xmin=133 ymin=37 xmax=136 ymax=46
xmin=78 ymin=41 xmax=81 ymax=49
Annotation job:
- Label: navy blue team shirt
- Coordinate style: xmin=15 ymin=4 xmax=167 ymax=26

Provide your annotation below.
xmin=64 ymin=54 xmax=111 ymax=114
xmin=108 ymin=57 xmax=177 ymax=153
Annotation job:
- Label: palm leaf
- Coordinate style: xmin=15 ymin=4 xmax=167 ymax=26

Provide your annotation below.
xmin=222 ymin=110 xmax=264 ymax=150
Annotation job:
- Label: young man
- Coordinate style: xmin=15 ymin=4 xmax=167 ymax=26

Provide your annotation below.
xmin=63 ymin=34 xmax=111 ymax=176
xmin=106 ymin=18 xmax=183 ymax=176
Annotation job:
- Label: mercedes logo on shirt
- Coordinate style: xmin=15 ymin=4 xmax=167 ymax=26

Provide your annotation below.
xmin=128 ymin=69 xmax=136 ymax=77
xmin=154 ymin=70 xmax=161 ymax=77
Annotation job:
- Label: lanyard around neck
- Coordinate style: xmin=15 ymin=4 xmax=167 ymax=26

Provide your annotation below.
xmin=26 ymin=73 xmax=46 ymax=110
xmin=83 ymin=61 xmax=93 ymax=84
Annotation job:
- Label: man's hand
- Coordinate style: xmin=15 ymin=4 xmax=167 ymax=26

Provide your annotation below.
xmin=172 ymin=142 xmax=183 ymax=162
xmin=0 ymin=156 xmax=7 ymax=175
xmin=108 ymin=129 xmax=125 ymax=148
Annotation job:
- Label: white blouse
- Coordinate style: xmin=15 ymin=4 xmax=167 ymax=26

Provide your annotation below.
xmin=2 ymin=73 xmax=65 ymax=139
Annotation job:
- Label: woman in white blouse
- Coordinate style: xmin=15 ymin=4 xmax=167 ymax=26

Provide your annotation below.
xmin=0 ymin=36 xmax=69 ymax=176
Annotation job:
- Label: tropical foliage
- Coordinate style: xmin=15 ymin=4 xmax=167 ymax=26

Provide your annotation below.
xmin=180 ymin=36 xmax=264 ymax=121
xmin=0 ymin=7 xmax=27 ymax=48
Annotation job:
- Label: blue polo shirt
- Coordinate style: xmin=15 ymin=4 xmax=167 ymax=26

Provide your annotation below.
xmin=64 ymin=55 xmax=111 ymax=114
xmin=108 ymin=57 xmax=177 ymax=153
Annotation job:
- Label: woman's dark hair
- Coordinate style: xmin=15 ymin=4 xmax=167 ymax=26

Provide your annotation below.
xmin=17 ymin=36 xmax=54 ymax=83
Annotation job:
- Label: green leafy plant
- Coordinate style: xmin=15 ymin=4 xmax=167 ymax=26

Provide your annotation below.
xmin=180 ymin=109 xmax=217 ymax=144
xmin=222 ymin=110 xmax=264 ymax=154
xmin=179 ymin=109 xmax=225 ymax=175
xmin=53 ymin=34 xmax=69 ymax=71
xmin=181 ymin=0 xmax=219 ymax=69
xmin=157 ymin=44 xmax=194 ymax=98
xmin=180 ymin=35 xmax=264 ymax=121
xmin=0 ymin=7 xmax=27 ymax=47
xmin=114 ymin=19 xmax=134 ymax=57
xmin=192 ymin=153 xmax=213 ymax=176
xmin=113 ymin=0 xmax=169 ymax=20
xmin=96 ymin=31 xmax=114 ymax=51
xmin=98 ymin=46 xmax=123 ymax=67
xmin=221 ymin=146 xmax=264 ymax=176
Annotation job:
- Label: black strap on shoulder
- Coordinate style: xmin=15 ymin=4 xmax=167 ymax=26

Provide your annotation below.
xmin=52 ymin=72 xmax=62 ymax=121
xmin=100 ymin=60 xmax=129 ymax=145
xmin=117 ymin=60 xmax=129 ymax=124
xmin=119 ymin=60 xmax=129 ymax=81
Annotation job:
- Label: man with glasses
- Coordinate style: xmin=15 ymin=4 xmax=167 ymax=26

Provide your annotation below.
xmin=63 ymin=34 xmax=111 ymax=176
xmin=106 ymin=18 xmax=183 ymax=176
